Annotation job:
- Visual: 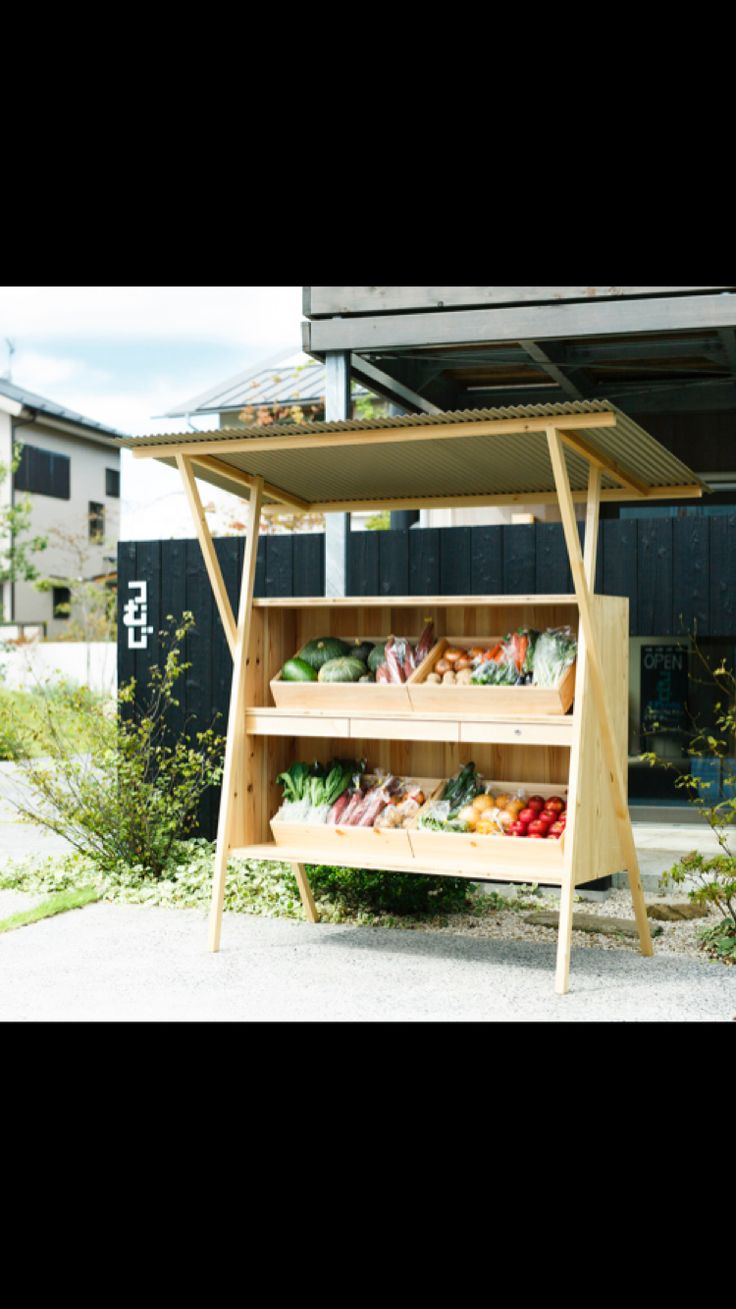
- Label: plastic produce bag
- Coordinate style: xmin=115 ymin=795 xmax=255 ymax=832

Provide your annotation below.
xmin=531 ymin=627 xmax=578 ymax=688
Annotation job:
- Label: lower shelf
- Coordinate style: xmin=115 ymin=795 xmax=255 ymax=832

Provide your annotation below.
xmin=228 ymin=841 xmax=567 ymax=885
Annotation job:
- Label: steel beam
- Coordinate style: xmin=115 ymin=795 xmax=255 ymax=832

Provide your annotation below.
xmin=324 ymin=351 xmax=351 ymax=597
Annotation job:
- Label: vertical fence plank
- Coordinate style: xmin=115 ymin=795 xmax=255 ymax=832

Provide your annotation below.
xmin=603 ymin=520 xmax=638 ymax=634
xmin=265 ymin=535 xmax=293 ymax=597
xmin=185 ymin=538 xmax=214 ymax=834
xmin=347 ymin=531 xmax=379 ymax=595
xmin=637 ymin=519 xmax=673 ymax=635
xmin=294 ymin=533 xmax=324 ymax=596
xmin=409 ymin=528 xmax=440 ymax=594
xmin=379 ymin=529 xmax=409 ymax=595
xmin=440 ymin=527 xmax=471 ymax=595
xmin=254 ymin=534 xmax=267 ymax=597
xmin=673 ymin=517 xmax=710 ymax=638
xmin=535 ymin=523 xmax=571 ymax=594
xmin=503 ymin=524 xmax=536 ymax=595
xmin=710 ymin=514 xmax=736 ymax=635
xmin=470 ymin=526 xmax=503 ymax=594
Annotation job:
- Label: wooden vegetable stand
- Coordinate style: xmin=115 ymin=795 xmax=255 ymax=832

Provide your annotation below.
xmin=128 ymin=402 xmax=705 ymax=994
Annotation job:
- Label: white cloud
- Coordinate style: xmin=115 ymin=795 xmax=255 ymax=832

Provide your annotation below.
xmin=0 ymin=286 xmax=303 ymax=347
xmin=10 ymin=347 xmax=109 ymax=390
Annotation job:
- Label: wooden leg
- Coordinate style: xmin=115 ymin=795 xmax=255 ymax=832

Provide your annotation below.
xmin=206 ymin=477 xmax=264 ymax=953
xmin=292 ymin=863 xmax=320 ymax=923
xmin=208 ymin=841 xmax=231 ymax=952
xmin=555 ymin=876 xmax=576 ymax=995
xmin=547 ymin=429 xmax=653 ymax=959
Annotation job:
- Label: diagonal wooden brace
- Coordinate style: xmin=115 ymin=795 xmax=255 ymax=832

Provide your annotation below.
xmin=546 ymin=428 xmax=653 ymax=961
xmin=176 ymin=453 xmax=238 ymax=657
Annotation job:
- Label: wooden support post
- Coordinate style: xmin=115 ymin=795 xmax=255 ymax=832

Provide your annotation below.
xmin=292 ymin=863 xmax=319 ymax=923
xmin=207 ymin=477 xmax=264 ymax=952
xmin=554 ymin=477 xmax=602 ymax=992
xmin=583 ymin=466 xmax=601 ymax=590
xmin=546 ymin=429 xmax=653 ymax=969
xmin=176 ymin=454 xmax=238 ymax=657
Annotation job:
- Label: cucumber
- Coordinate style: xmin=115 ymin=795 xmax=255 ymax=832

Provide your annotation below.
xmin=280 ymin=657 xmax=318 ymax=683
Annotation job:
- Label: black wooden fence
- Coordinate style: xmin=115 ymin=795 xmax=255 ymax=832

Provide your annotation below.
xmin=118 ymin=514 xmax=736 ymax=837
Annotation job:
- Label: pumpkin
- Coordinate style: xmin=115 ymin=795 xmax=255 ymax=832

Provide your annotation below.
xmin=296 ymin=636 xmax=350 ymax=672
xmin=317 ymin=657 xmax=368 ymax=683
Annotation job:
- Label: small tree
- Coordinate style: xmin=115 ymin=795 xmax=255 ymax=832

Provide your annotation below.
xmin=4 ymin=612 xmax=225 ymax=878
xmin=642 ymin=637 xmax=736 ymax=963
xmin=0 ymin=442 xmax=48 ymax=619
xmin=34 ymin=524 xmax=117 ymax=642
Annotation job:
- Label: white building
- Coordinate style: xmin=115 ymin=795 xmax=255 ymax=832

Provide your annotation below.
xmin=0 ymin=379 xmax=122 ymax=637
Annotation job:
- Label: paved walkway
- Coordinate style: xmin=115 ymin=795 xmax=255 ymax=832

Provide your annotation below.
xmin=0 ymin=902 xmax=733 ymax=1021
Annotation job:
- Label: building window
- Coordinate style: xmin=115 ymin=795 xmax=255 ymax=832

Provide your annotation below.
xmin=106 ymin=467 xmax=120 ymax=498
xmin=89 ymin=502 xmax=105 ymax=542
xmin=14 ymin=445 xmax=70 ymax=499
xmin=52 ymin=586 xmax=71 ymax=620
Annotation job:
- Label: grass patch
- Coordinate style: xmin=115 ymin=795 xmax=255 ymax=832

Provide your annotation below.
xmin=0 ymin=884 xmax=100 ymax=934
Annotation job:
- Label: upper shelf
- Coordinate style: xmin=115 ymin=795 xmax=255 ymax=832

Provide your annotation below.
xmin=252 ymin=594 xmax=579 ymax=608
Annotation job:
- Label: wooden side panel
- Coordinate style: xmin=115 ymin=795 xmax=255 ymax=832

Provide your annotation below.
xmin=569 ymin=596 xmax=629 ymax=885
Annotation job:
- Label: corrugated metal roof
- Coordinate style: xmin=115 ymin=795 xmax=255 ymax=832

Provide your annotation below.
xmin=0 ymin=378 xmax=125 ymax=439
xmin=123 ymin=401 xmax=707 ymax=508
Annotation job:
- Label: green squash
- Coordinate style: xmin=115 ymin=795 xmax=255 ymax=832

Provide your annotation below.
xmin=317 ymin=657 xmax=368 ymax=683
xmin=346 ymin=639 xmax=374 ymax=664
xmin=280 ymin=657 xmax=318 ymax=683
xmin=296 ymin=636 xmax=350 ymax=671
xmin=367 ymin=642 xmax=387 ymax=673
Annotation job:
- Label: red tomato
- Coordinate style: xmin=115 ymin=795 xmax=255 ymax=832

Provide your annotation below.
xmin=549 ymin=821 xmax=565 ymax=836
xmin=528 ymin=833 xmax=544 ymax=839
xmin=518 ymin=808 xmax=537 ymax=825
xmin=544 ymin=797 xmax=565 ymax=814
xmin=537 ymin=811 xmax=554 ymax=826
xmin=527 ymin=819 xmax=548 ymax=836
xmin=509 ymin=821 xmax=528 ymax=837
xmin=527 ymin=796 xmax=545 ymax=812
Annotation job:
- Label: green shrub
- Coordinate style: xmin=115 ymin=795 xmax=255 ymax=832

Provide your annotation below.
xmin=4 ymin=614 xmax=225 ymax=879
xmin=305 ymin=864 xmax=471 ymax=916
xmin=646 ymin=640 xmax=736 ymax=962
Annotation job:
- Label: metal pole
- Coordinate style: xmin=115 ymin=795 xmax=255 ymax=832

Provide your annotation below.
xmin=324 ymin=351 xmax=351 ymax=596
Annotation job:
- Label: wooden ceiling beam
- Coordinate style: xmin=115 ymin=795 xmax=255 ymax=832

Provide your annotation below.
xmin=190 ymin=453 xmax=311 ymax=512
xmin=557 ymin=429 xmax=650 ymax=497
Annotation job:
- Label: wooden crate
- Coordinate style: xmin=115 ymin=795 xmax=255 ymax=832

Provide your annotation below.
xmin=270 ymin=777 xmax=443 ymax=859
xmin=409 ymin=777 xmax=568 ymax=872
xmin=407 ymin=636 xmax=576 ymax=716
xmin=270 ymin=635 xmax=440 ymax=710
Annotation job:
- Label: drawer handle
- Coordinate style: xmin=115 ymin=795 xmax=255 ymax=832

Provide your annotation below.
xmin=515 ymin=728 xmax=522 ymax=736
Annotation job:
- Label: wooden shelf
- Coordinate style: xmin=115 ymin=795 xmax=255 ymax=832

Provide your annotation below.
xmin=252 ymin=594 xmax=579 ymax=608
xmin=246 ymin=707 xmax=575 ymax=746
xmin=230 ymin=842 xmax=566 ymax=885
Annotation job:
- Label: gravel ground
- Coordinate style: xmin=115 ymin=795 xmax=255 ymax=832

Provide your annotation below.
xmin=0 ymin=899 xmax=734 ymax=1022
xmin=431 ymin=887 xmax=717 ymax=961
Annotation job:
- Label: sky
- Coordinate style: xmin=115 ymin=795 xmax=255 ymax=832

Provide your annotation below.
xmin=0 ymin=286 xmax=303 ymax=537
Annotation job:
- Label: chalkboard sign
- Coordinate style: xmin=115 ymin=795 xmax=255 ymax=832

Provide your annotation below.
xmin=641 ymin=645 xmax=689 ymax=737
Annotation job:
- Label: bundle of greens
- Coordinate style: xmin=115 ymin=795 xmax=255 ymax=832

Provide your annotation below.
xmin=418 ymin=762 xmax=483 ymax=831
xmin=274 ymin=758 xmax=365 ymax=823
xmin=470 ymin=629 xmax=540 ymax=686
xmin=531 ymin=628 xmax=577 ymax=688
